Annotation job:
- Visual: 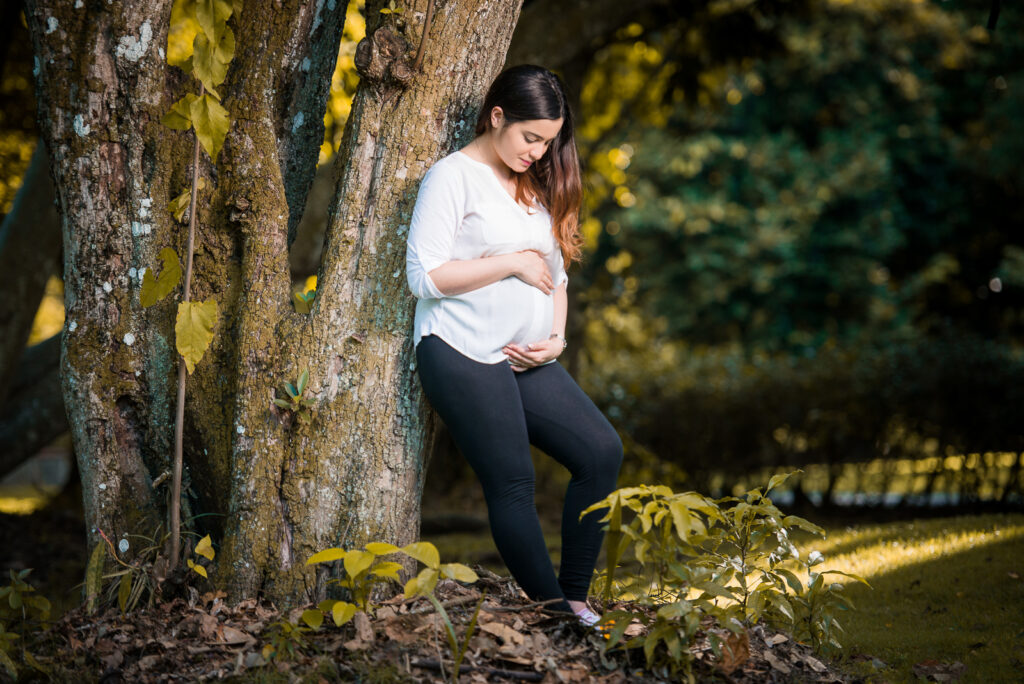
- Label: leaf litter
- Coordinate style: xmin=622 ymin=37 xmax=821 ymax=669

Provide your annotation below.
xmin=38 ymin=568 xmax=862 ymax=682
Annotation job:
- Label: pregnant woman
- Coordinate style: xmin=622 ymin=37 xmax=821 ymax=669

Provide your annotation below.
xmin=405 ymin=64 xmax=623 ymax=626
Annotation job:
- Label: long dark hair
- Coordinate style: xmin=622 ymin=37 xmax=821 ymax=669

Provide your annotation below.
xmin=474 ymin=64 xmax=583 ymax=268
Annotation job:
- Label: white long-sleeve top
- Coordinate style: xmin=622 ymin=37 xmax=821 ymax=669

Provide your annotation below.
xmin=405 ymin=150 xmax=568 ymax=364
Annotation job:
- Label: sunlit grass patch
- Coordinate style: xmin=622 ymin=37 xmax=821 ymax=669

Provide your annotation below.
xmin=792 ymin=513 xmax=1024 ymax=682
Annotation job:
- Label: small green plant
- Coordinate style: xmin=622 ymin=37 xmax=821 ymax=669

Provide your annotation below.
xmin=186 ymin=534 xmax=215 ymax=578
xmin=582 ymin=471 xmax=870 ymax=676
xmin=274 ymin=368 xmax=315 ymax=425
xmin=292 ymin=288 xmax=315 ymax=313
xmin=305 ymin=540 xmax=481 ymax=682
xmin=83 ymin=525 xmax=218 ymax=616
xmin=0 ymin=569 xmax=52 ymax=678
xmin=399 ymin=542 xmax=482 ymax=683
xmin=379 ymin=0 xmax=404 ymax=14
xmin=305 ymin=542 xmax=407 ymax=623
xmin=262 ymin=619 xmax=309 ymax=662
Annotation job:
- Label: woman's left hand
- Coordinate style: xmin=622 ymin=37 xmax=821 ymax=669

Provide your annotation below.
xmin=503 ymin=338 xmax=562 ymax=372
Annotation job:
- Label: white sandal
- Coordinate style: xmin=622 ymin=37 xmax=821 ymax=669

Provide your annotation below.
xmin=573 ymin=605 xmax=602 ymax=627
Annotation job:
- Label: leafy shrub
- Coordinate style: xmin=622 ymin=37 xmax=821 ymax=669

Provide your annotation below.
xmin=583 ymin=471 xmax=869 ymax=677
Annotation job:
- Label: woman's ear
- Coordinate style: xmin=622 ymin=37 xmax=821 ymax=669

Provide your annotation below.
xmin=490 ymin=106 xmax=504 ymax=130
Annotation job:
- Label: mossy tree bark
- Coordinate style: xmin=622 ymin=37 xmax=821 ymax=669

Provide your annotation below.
xmin=23 ymin=0 xmax=524 ymax=605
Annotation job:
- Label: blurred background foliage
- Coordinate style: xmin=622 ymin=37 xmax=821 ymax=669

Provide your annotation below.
xmin=2 ymin=0 xmax=1021 ymax=512
xmin=570 ymin=0 xmax=1023 ymax=504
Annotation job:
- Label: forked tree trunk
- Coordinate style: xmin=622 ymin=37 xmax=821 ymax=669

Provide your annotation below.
xmin=24 ymin=0 xmax=523 ymax=604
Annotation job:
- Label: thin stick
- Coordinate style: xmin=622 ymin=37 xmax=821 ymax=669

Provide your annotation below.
xmin=411 ymin=659 xmax=544 ymax=681
xmin=486 ymin=597 xmax=566 ymax=613
xmin=169 ymin=82 xmax=205 ymax=572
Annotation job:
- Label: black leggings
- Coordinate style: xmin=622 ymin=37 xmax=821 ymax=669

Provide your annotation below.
xmin=415 ymin=334 xmax=623 ymax=612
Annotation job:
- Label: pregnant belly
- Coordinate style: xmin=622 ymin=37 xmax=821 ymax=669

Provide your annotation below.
xmin=448 ymin=278 xmax=553 ymax=351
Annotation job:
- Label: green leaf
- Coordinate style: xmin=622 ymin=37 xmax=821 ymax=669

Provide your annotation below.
xmin=293 ymin=291 xmax=312 ymax=313
xmin=175 ymin=298 xmax=218 ymax=374
xmin=332 ymin=601 xmax=357 ymax=626
xmin=167 ymin=178 xmax=206 ymax=223
xmin=694 ymin=581 xmax=736 ymax=601
xmin=140 ymin=247 xmax=182 ymax=308
xmin=118 ymin=573 xmax=131 ymax=613
xmin=296 ymin=368 xmax=309 ymax=395
xmin=782 ymin=515 xmax=825 ymax=535
xmin=440 ymin=563 xmax=478 ymax=583
xmin=300 ymin=608 xmax=323 ymax=630
xmin=776 ymin=568 xmax=804 ymax=594
xmin=196 ymin=0 xmax=233 ymax=41
xmin=821 ymin=570 xmax=872 ymax=588
xmin=306 ymin=548 xmax=347 ymax=565
xmin=191 ymin=24 xmax=234 ymax=94
xmin=404 ymin=567 xmax=438 ymax=598
xmin=85 ymin=541 xmax=106 ymax=614
xmin=0 ymin=648 xmax=17 ymax=679
xmin=401 ymin=542 xmax=440 ymax=569
xmin=189 ymin=92 xmax=230 ymax=161
xmin=195 ymin=534 xmax=215 ymax=560
xmin=273 ymin=398 xmax=293 ymax=409
xmin=161 ymin=93 xmax=198 ymax=130
xmin=284 ymin=383 xmax=298 ymax=399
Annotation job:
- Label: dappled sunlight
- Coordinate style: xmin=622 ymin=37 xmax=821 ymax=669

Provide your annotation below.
xmin=799 ymin=515 xmax=1024 ymax=583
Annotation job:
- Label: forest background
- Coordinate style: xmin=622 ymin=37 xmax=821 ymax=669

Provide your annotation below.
xmin=0 ymin=0 xmax=1022 ymax=679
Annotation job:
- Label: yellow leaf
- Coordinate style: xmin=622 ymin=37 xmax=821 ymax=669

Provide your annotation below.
xmin=117 ymin=573 xmax=131 ymax=613
xmin=301 ymin=608 xmax=323 ymax=630
xmin=369 ymin=561 xmax=403 ymax=581
xmin=195 ymin=534 xmax=215 ymax=560
xmin=365 ymin=542 xmax=400 ymax=555
xmin=84 ymin=541 xmax=105 ymax=614
xmin=187 ymin=558 xmax=208 ymax=578
xmin=332 ymin=601 xmax=357 ymax=626
xmin=343 ymin=550 xmax=374 ymax=579
xmin=189 ymin=93 xmax=230 ymax=161
xmin=306 ymin=548 xmax=347 ymax=565
xmin=191 ymin=24 xmax=234 ymax=94
xmin=175 ymin=299 xmax=218 ymax=374
xmin=161 ymin=93 xmax=198 ymax=130
xmin=401 ymin=541 xmax=439 ymax=569
xmin=141 ymin=247 xmax=182 ymax=308
xmin=440 ymin=563 xmax=478 ymax=583
xmin=196 ymin=0 xmax=233 ymax=41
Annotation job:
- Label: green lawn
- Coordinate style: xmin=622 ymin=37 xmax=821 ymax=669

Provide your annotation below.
xmin=793 ymin=513 xmax=1024 ymax=683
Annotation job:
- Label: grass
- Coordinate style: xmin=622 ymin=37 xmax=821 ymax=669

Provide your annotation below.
xmin=792 ymin=513 xmax=1024 ymax=683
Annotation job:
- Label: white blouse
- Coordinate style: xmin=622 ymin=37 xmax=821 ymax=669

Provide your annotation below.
xmin=405 ymin=150 xmax=568 ymax=365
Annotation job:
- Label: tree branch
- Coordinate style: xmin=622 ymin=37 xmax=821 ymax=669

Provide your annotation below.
xmin=0 ymin=140 xmax=61 ymax=406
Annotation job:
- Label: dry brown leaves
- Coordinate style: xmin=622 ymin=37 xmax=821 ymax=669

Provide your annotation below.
xmin=38 ymin=573 xmax=857 ymax=682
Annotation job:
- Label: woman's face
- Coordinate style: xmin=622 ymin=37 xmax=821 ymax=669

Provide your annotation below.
xmin=490 ymin=107 xmax=563 ymax=173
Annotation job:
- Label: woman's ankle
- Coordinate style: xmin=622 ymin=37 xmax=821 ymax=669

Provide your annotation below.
xmin=566 ymin=599 xmax=589 ymax=613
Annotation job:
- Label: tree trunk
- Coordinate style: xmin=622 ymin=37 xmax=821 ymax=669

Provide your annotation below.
xmin=25 ymin=0 xmax=524 ymax=606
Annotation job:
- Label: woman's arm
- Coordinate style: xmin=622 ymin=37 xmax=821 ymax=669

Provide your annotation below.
xmin=427 ymin=250 xmax=555 ymax=297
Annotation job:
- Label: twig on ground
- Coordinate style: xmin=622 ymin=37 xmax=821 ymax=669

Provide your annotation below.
xmin=411 ymin=659 xmax=544 ymax=681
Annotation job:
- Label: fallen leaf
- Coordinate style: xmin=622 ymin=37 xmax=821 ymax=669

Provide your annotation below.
xmin=804 ymin=654 xmax=827 ymax=673
xmin=716 ymin=629 xmax=750 ymax=675
xmin=765 ymin=633 xmax=789 ymax=646
xmin=765 ymin=651 xmax=791 ymax=674
xmin=480 ymin=621 xmax=526 ymax=646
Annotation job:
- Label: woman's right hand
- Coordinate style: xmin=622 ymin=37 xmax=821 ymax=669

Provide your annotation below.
xmin=512 ymin=249 xmax=553 ymax=294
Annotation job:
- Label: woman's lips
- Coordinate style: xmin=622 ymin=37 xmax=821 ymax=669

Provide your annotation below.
xmin=520 ymin=159 xmax=531 ymax=167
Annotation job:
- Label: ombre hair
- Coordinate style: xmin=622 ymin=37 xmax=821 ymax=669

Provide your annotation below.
xmin=474 ymin=64 xmax=583 ymax=268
